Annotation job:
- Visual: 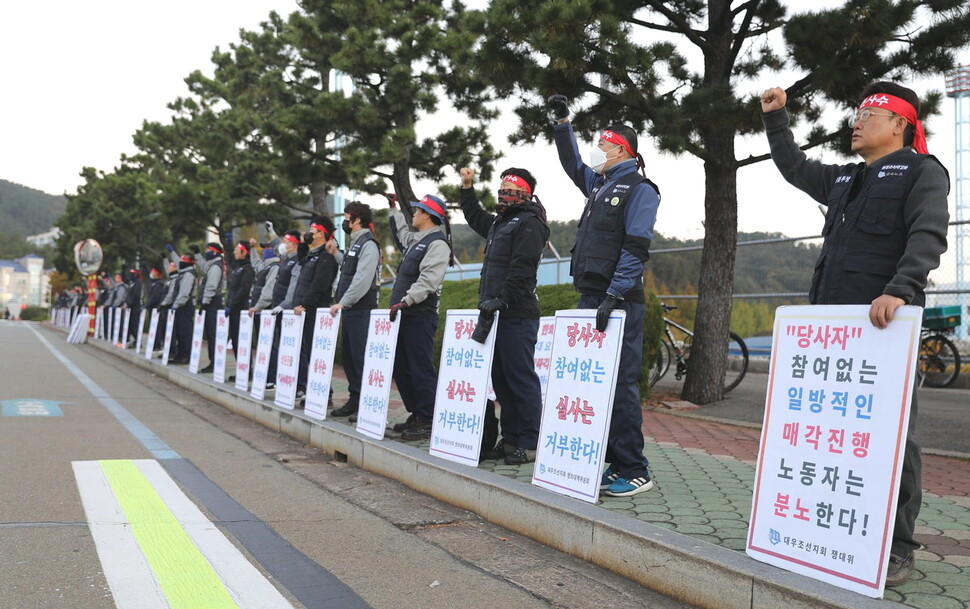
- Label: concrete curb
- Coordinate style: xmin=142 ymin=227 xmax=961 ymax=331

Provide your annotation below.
xmin=70 ymin=329 xmax=906 ymax=609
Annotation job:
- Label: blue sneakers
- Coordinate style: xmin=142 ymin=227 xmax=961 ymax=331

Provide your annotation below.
xmin=600 ymin=467 xmax=619 ymax=490
xmin=603 ymin=475 xmax=655 ymax=497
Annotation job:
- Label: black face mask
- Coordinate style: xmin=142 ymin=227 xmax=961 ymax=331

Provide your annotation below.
xmin=342 ymin=219 xmax=352 ymax=234
xmin=204 ymin=251 xmax=217 ymax=261
xmin=497 ymin=188 xmax=531 ymax=211
xmin=303 ymin=231 xmax=314 ymax=244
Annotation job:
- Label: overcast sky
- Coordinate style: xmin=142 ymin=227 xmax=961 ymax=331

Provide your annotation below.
xmin=1 ymin=1 xmax=965 ymax=244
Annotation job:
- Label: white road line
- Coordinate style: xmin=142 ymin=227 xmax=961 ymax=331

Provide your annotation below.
xmin=72 ymin=461 xmax=169 ymax=609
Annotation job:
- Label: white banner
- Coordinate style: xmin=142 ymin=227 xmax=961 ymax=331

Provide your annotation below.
xmin=120 ymin=309 xmax=131 ymax=349
xmin=304 ymin=309 xmax=341 ymax=420
xmin=189 ymin=311 xmax=206 ymax=374
xmin=161 ymin=310 xmax=175 ymax=365
xmin=250 ymin=312 xmax=277 ymax=401
xmin=534 ymin=316 xmax=556 ymax=399
xmin=213 ymin=311 xmax=229 ymax=384
xmin=134 ymin=309 xmax=146 ymax=354
xmin=67 ymin=314 xmax=91 ymax=344
xmin=95 ymin=307 xmax=104 ymax=340
xmin=145 ymin=310 xmax=160 ymax=358
xmin=111 ymin=308 xmax=121 ymax=346
xmin=532 ymin=310 xmax=625 ymax=503
xmin=355 ymin=311 xmax=401 ymax=439
xmin=273 ymin=312 xmax=304 ymax=409
xmin=234 ymin=313 xmax=255 ymax=392
xmin=746 ymin=305 xmax=922 ymax=597
xmin=429 ymin=310 xmax=498 ymax=466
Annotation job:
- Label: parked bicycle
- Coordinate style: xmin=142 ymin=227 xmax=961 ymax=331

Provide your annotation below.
xmin=649 ymin=303 xmax=749 ymax=393
xmin=918 ymin=306 xmax=962 ymax=388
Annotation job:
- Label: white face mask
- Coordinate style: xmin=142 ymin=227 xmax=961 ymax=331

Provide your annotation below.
xmin=589 ymin=144 xmax=619 ymax=174
xmin=277 ymin=243 xmax=288 ymax=257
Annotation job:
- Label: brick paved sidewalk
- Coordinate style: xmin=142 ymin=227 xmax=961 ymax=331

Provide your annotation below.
xmin=324 ymin=372 xmax=970 ymax=609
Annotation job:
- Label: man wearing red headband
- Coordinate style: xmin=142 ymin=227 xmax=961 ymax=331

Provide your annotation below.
xmin=385 ymin=195 xmax=454 ymax=438
xmin=549 ymin=95 xmax=662 ymax=497
xmin=124 ymin=268 xmax=144 ymax=346
xmin=761 ymin=81 xmax=949 ymax=586
xmin=168 ymin=252 xmax=198 ymax=364
xmin=265 ymin=230 xmax=303 ymax=390
xmin=225 ymin=240 xmax=255 ymax=363
xmin=459 ymin=167 xmax=550 ymax=464
xmin=197 ymin=242 xmax=226 ymax=373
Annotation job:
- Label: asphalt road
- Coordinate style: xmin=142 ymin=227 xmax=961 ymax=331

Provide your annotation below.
xmin=0 ymin=320 xmax=694 ymax=609
xmin=653 ymin=369 xmax=970 ymax=456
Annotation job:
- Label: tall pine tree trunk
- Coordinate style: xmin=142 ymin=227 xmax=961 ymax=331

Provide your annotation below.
xmin=681 ymin=0 xmax=738 ymax=405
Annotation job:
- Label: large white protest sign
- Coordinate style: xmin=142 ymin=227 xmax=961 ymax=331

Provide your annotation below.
xmin=429 ymin=310 xmax=498 ymax=466
xmin=355 ymin=311 xmax=400 ymax=439
xmin=111 ymin=308 xmax=122 ymax=346
xmin=67 ymin=314 xmax=91 ymax=344
xmin=161 ymin=310 xmax=175 ymax=365
xmin=95 ymin=307 xmax=104 ymax=340
xmin=250 ymin=312 xmax=276 ymax=401
xmin=746 ymin=305 xmax=922 ymax=597
xmin=274 ymin=312 xmax=304 ymax=409
xmin=532 ymin=310 xmax=625 ymax=503
xmin=534 ymin=316 xmax=556 ymax=399
xmin=145 ymin=310 xmax=160 ymax=358
xmin=189 ymin=311 xmax=206 ymax=374
xmin=234 ymin=313 xmax=255 ymax=392
xmin=213 ymin=311 xmax=229 ymax=384
xmin=134 ymin=309 xmax=146 ymax=353
xmin=304 ymin=309 xmax=341 ymax=420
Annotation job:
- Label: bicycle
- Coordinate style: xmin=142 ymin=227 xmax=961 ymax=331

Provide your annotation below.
xmin=648 ymin=303 xmax=749 ymax=393
xmin=918 ymin=306 xmax=962 ymax=388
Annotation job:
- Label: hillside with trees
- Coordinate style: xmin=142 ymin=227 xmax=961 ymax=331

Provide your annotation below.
xmin=0 ymin=179 xmax=67 ymax=237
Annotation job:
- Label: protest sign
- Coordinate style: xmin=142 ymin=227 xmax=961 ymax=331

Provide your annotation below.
xmin=112 ymin=308 xmax=122 ymax=346
xmin=355 ymin=311 xmax=400 ymax=439
xmin=250 ymin=312 xmax=276 ymax=401
xmin=429 ymin=310 xmax=498 ymax=466
xmin=234 ymin=313 xmax=255 ymax=392
xmin=95 ymin=307 xmax=104 ymax=340
xmin=532 ymin=310 xmax=625 ymax=503
xmin=188 ymin=311 xmax=206 ymax=374
xmin=120 ymin=309 xmax=131 ymax=348
xmin=134 ymin=309 xmax=146 ymax=353
xmin=213 ymin=311 xmax=229 ymax=384
xmin=534 ymin=316 xmax=556 ymax=399
xmin=746 ymin=305 xmax=922 ymax=597
xmin=304 ymin=309 xmax=341 ymax=420
xmin=161 ymin=310 xmax=175 ymax=365
xmin=145 ymin=310 xmax=160 ymax=358
xmin=274 ymin=312 xmax=304 ymax=409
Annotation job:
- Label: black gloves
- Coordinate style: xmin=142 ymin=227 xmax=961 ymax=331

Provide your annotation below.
xmin=471 ymin=311 xmax=495 ymax=344
xmin=547 ymin=94 xmax=569 ymax=121
xmin=189 ymin=244 xmax=201 ymax=255
xmin=389 ymin=301 xmax=407 ymax=321
xmin=478 ymin=297 xmax=507 ymax=316
xmin=596 ymin=294 xmax=620 ymax=333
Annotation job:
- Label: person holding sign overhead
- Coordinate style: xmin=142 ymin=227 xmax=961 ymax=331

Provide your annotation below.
xmin=549 ymin=94 xmax=661 ymax=497
xmin=459 ymin=167 xmax=550 ymax=465
xmin=329 ymin=202 xmax=382 ymax=419
xmin=386 ymin=194 xmax=454 ymax=440
xmin=760 ymin=82 xmax=949 ymax=585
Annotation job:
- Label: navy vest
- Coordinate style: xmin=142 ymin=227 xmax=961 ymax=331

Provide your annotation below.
xmin=334 ymin=232 xmax=379 ymax=309
xmin=391 ymin=231 xmax=446 ymax=315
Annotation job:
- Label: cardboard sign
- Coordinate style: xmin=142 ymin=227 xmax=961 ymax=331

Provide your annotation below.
xmin=746 ymin=305 xmax=922 ymax=597
xmin=234 ymin=313 xmax=255 ymax=392
xmin=189 ymin=311 xmax=206 ymax=374
xmin=273 ymin=312 xmax=304 ymax=409
xmin=213 ymin=310 xmax=229 ymax=384
xmin=161 ymin=310 xmax=175 ymax=365
xmin=134 ymin=309 xmax=146 ymax=354
xmin=304 ymin=309 xmax=341 ymax=420
xmin=145 ymin=310 xmax=160 ymax=358
xmin=250 ymin=312 xmax=276 ymax=401
xmin=532 ymin=310 xmax=625 ymax=503
xmin=429 ymin=310 xmax=498 ymax=466
xmin=535 ymin=316 xmax=556 ymax=399
xmin=355 ymin=311 xmax=401 ymax=439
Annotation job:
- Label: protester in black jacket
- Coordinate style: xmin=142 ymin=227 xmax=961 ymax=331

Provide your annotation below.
xmin=292 ymin=217 xmax=339 ymax=400
xmin=225 ymin=242 xmax=255 ymax=359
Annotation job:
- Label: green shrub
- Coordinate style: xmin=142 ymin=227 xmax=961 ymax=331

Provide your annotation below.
xmin=21 ymin=306 xmax=49 ymax=321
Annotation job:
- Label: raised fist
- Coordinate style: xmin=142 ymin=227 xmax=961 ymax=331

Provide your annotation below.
xmin=460 ymin=167 xmax=475 ymax=188
xmin=547 ymin=94 xmax=569 ymax=121
xmin=760 ymin=87 xmax=787 ymax=113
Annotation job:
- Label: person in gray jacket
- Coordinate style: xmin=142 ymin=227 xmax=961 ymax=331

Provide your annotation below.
xmin=761 ymin=81 xmax=949 ymax=586
xmin=170 ymin=254 xmax=198 ymax=364
xmin=329 ymin=201 xmax=381 ymax=417
xmin=197 ymin=242 xmax=227 ymax=373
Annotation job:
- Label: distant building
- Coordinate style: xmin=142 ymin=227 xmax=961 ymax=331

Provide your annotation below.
xmin=25 ymin=227 xmax=62 ymax=247
xmin=0 ymin=254 xmax=50 ymax=318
